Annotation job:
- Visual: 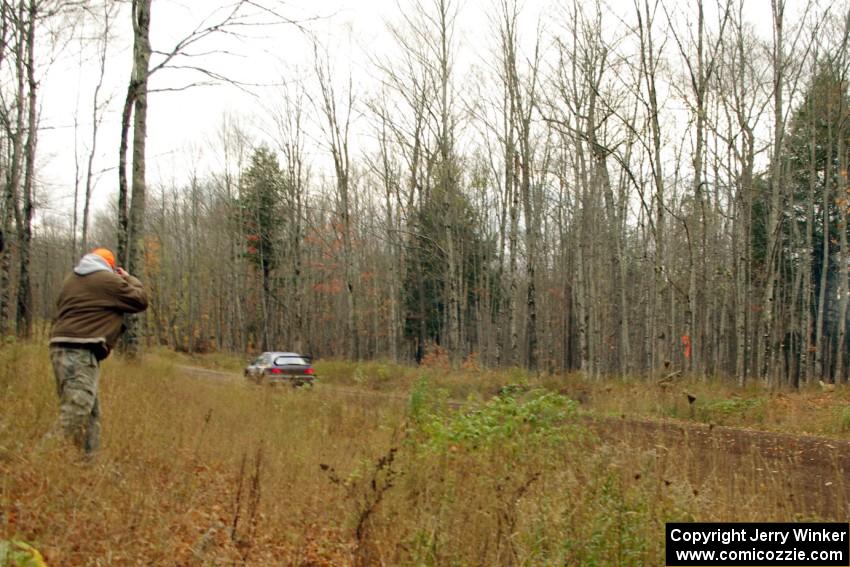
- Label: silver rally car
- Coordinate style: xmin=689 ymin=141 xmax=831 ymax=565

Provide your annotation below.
xmin=244 ymin=352 xmax=316 ymax=387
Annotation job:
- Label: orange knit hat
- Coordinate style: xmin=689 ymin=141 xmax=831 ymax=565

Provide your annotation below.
xmin=92 ymin=248 xmax=116 ymax=269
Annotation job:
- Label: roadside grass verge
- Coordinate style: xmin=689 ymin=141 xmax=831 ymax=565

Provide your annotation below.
xmin=312 ymin=356 xmax=850 ymax=439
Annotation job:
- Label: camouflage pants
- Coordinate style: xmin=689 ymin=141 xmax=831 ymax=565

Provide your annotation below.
xmin=50 ymin=346 xmax=101 ymax=454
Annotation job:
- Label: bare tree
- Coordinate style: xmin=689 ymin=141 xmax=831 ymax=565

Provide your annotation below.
xmin=269 ymin=80 xmax=310 ymax=353
xmin=496 ymin=0 xmax=544 ymax=369
xmin=15 ymin=0 xmax=38 ymax=338
xmin=116 ymin=0 xmax=299 ymax=354
xmin=835 ymin=10 xmax=850 ymax=380
xmin=80 ymin=0 xmax=115 ymax=255
xmin=313 ymin=45 xmax=359 ymax=360
xmin=633 ymin=0 xmax=670 ymax=376
xmin=0 ymin=0 xmax=28 ymax=336
xmin=666 ymin=0 xmax=731 ymax=375
xmin=719 ymin=3 xmax=768 ymax=383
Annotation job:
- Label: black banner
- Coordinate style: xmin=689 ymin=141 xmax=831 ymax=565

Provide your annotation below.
xmin=666 ymin=523 xmax=849 ymax=566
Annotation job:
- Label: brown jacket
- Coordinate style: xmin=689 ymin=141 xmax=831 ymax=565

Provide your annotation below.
xmin=50 ymin=261 xmax=148 ymax=360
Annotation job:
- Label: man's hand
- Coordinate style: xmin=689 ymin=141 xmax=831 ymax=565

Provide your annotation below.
xmin=115 ymin=267 xmax=130 ymax=280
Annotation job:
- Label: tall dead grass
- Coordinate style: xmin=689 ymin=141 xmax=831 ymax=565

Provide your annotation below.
xmin=1 ymin=343 xmax=395 ymax=564
xmin=0 ymin=343 xmax=847 ymax=565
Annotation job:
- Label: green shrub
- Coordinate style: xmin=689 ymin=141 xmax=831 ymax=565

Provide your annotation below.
xmin=317 ymin=359 xmax=413 ymax=389
xmin=0 ymin=539 xmax=47 ymax=567
xmin=837 ymin=406 xmax=850 ymax=432
xmin=696 ymin=397 xmax=765 ymax=425
xmin=412 ymin=386 xmax=579 ymax=454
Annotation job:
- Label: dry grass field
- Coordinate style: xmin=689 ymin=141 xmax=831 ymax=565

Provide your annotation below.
xmin=1 ymin=343 xmax=849 ymax=565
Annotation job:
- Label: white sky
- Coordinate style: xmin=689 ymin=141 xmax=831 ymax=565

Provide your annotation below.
xmin=34 ymin=0 xmax=790 ymax=230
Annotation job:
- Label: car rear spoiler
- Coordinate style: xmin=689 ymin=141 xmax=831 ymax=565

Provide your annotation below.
xmin=272 ymin=354 xmax=314 ymax=363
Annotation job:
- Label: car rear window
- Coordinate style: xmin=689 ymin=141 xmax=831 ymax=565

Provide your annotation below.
xmin=273 ymin=355 xmax=309 ymax=366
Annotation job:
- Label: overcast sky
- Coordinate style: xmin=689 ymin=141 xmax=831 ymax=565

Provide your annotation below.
xmin=35 ymin=0 xmax=786 ymax=230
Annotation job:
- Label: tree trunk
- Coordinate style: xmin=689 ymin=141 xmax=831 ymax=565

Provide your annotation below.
xmin=637 ymin=0 xmax=667 ymax=376
xmin=507 ymin=153 xmax=519 ymax=365
xmin=117 ymin=85 xmax=133 ymax=267
xmin=815 ymin=112 xmax=834 ymax=380
xmin=759 ymin=0 xmax=785 ymax=383
xmin=836 ymin=139 xmax=849 ymax=381
xmin=121 ymin=0 xmax=152 ymax=357
xmin=688 ymin=0 xmax=707 ymax=376
xmin=16 ymin=0 xmax=36 ymax=338
xmin=799 ymin=96 xmax=817 ymax=383
xmin=2 ymin=2 xmax=27 ymax=336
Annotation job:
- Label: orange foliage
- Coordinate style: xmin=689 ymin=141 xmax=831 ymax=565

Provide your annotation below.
xmin=313 ymin=280 xmax=343 ymax=294
xmin=421 ymin=344 xmax=450 ymax=370
xmin=144 ymin=236 xmax=161 ymax=274
xmin=461 ymin=352 xmax=481 ymax=373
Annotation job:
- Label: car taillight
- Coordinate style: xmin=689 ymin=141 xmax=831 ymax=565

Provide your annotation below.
xmin=305 ymin=367 xmax=314 ymax=375
xmin=269 ymin=368 xmax=283 ymax=374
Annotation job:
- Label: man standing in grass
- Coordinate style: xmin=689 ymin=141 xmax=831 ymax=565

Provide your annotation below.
xmin=49 ymin=248 xmax=148 ymax=456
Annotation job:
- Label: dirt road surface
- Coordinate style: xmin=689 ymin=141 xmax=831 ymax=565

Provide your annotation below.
xmin=589 ymin=414 xmax=850 ymax=519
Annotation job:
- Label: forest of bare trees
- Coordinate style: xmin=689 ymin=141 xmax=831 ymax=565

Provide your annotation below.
xmin=1 ymin=0 xmax=849 ymax=386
